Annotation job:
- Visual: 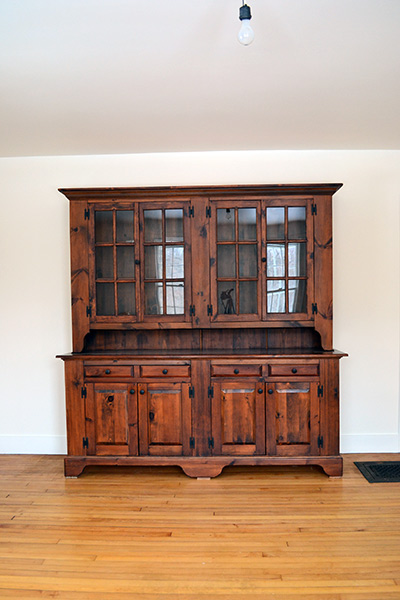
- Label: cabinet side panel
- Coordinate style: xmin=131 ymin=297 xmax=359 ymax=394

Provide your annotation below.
xmin=70 ymin=200 xmax=90 ymax=352
xmin=313 ymin=195 xmax=333 ymax=350
xmin=64 ymin=360 xmax=85 ymax=455
xmin=320 ymin=359 xmax=340 ymax=455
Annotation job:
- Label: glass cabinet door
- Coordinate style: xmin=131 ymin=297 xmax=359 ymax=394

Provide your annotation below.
xmin=141 ymin=204 xmax=191 ymax=321
xmin=264 ymin=199 xmax=314 ymax=320
xmin=210 ymin=202 xmax=261 ymax=321
xmin=92 ymin=207 xmax=138 ymax=321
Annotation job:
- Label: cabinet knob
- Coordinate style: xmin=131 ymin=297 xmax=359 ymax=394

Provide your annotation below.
xmin=140 ymin=389 xmax=145 ymax=395
xmin=130 ymin=389 xmax=135 ymax=395
xmin=107 ymin=395 xmax=114 ymax=403
xmin=261 ymin=257 xmax=266 ymax=263
xmin=105 ymin=369 xmax=111 ymax=374
xmin=162 ymin=369 xmax=168 ymax=374
xmin=292 ymin=368 xmax=297 ymax=374
xmin=149 ymin=411 xmax=155 ymax=421
xmin=135 ymin=259 xmax=140 ymax=265
xmin=258 ymin=388 xmax=263 ymax=394
xmin=268 ymin=389 xmax=273 ymax=395
xmin=234 ymin=369 xmax=239 ymax=374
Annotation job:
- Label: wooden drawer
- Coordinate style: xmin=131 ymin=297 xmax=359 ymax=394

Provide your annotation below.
xmin=84 ymin=365 xmax=133 ymax=378
xmin=140 ymin=365 xmax=190 ymax=378
xmin=268 ymin=364 xmax=319 ymax=377
xmin=211 ymin=364 xmax=262 ymax=377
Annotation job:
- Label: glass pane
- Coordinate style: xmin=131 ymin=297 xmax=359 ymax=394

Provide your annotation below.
xmin=239 ymin=281 xmax=257 ymax=314
xmin=239 ymin=245 xmax=257 ymax=278
xmin=95 ymin=246 xmax=113 ymax=279
xmin=145 ymin=282 xmax=163 ymax=314
xmin=116 ymin=210 xmax=134 ymax=243
xmin=144 ymin=246 xmax=163 ymax=279
xmin=289 ymin=279 xmax=307 ymax=313
xmin=117 ymin=282 xmax=135 ymax=315
xmin=165 ymin=209 xmax=183 ymax=242
xmin=238 ymin=208 xmax=257 ymax=241
xmin=267 ymin=207 xmax=285 ymax=240
xmin=267 ymin=280 xmax=285 ymax=313
xmin=96 ymin=283 xmax=115 ymax=315
xmin=166 ymin=246 xmax=184 ymax=279
xmin=144 ymin=210 xmax=163 ymax=242
xmin=217 ymin=245 xmax=236 ymax=278
xmin=217 ymin=208 xmax=235 ymax=241
xmin=117 ymin=246 xmax=135 ymax=278
xmin=267 ymin=244 xmax=285 ymax=277
xmin=218 ymin=282 xmax=236 ymax=314
xmin=166 ymin=282 xmax=184 ymax=314
xmin=288 ymin=242 xmax=307 ymax=277
xmin=95 ymin=211 xmax=113 ymax=243
xmin=288 ymin=207 xmax=306 ymax=239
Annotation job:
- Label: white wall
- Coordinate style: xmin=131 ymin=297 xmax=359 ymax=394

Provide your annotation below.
xmin=0 ymin=150 xmax=399 ymax=454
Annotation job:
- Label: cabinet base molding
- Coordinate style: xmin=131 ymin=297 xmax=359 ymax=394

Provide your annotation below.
xmin=64 ymin=455 xmax=343 ymax=479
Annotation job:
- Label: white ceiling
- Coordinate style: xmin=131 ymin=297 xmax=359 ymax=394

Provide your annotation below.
xmin=1 ymin=0 xmax=400 ymax=158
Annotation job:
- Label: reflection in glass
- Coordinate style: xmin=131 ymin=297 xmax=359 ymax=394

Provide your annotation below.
xmin=116 ymin=211 xmax=134 ymax=242
xmin=267 ymin=244 xmax=285 ymax=277
xmin=145 ymin=282 xmax=163 ymax=314
xmin=96 ymin=283 xmax=115 ymax=315
xmin=267 ymin=207 xmax=285 ymax=240
xmin=117 ymin=282 xmax=135 ymax=315
xmin=166 ymin=246 xmax=184 ymax=279
xmin=217 ymin=209 xmax=235 ymax=241
xmin=289 ymin=279 xmax=307 ymax=313
xmin=144 ymin=210 xmax=162 ymax=242
xmin=218 ymin=282 xmax=236 ymax=314
xmin=166 ymin=282 xmax=184 ymax=314
xmin=239 ymin=244 xmax=257 ymax=277
xmin=239 ymin=281 xmax=257 ymax=314
xmin=267 ymin=280 xmax=285 ymax=313
xmin=217 ymin=245 xmax=236 ymax=278
xmin=165 ymin=209 xmax=183 ymax=242
xmin=95 ymin=211 xmax=113 ymax=243
xmin=288 ymin=242 xmax=307 ymax=277
xmin=288 ymin=207 xmax=306 ymax=239
xmin=95 ymin=246 xmax=113 ymax=279
xmin=238 ymin=208 xmax=257 ymax=241
xmin=144 ymin=246 xmax=163 ymax=279
xmin=117 ymin=246 xmax=135 ymax=278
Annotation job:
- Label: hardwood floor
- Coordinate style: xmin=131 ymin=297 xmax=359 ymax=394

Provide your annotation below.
xmin=0 ymin=454 xmax=399 ymax=599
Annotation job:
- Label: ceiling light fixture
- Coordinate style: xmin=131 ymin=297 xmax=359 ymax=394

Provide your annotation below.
xmin=238 ymin=1 xmax=255 ymax=46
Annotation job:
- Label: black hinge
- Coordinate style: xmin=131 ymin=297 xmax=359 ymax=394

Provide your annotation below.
xmin=206 ymin=206 xmax=211 ymax=218
xmin=318 ymin=435 xmax=324 ymax=449
xmin=190 ymin=437 xmax=195 ymax=449
xmin=208 ymin=386 xmax=214 ymax=398
xmin=86 ymin=305 xmax=92 ymax=317
xmin=311 ymin=203 xmax=317 ymax=215
xmin=207 ymin=304 xmax=213 ymax=316
xmin=208 ymin=437 xmax=214 ymax=449
xmin=83 ymin=437 xmax=89 ymax=449
xmin=81 ymin=386 xmax=87 ymax=399
xmin=84 ymin=208 xmax=90 ymax=220
xmin=189 ymin=386 xmax=195 ymax=398
xmin=318 ymin=384 xmax=324 ymax=397
xmin=189 ymin=206 xmax=194 ymax=218
xmin=189 ymin=305 xmax=196 ymax=317
xmin=312 ymin=303 xmax=318 ymax=315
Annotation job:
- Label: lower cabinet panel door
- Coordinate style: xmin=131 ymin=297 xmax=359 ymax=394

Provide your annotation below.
xmin=138 ymin=382 xmax=192 ymax=456
xmin=85 ymin=383 xmax=138 ymax=456
xmin=212 ymin=381 xmax=265 ymax=455
xmin=266 ymin=382 xmax=319 ymax=456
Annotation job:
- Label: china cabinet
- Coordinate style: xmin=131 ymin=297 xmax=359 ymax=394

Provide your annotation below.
xmin=58 ymin=184 xmax=346 ymax=478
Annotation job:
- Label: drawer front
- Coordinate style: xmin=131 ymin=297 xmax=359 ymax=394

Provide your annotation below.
xmin=268 ymin=364 xmax=319 ymax=377
xmin=84 ymin=365 xmax=133 ymax=378
xmin=211 ymin=364 xmax=262 ymax=377
xmin=140 ymin=365 xmax=190 ymax=378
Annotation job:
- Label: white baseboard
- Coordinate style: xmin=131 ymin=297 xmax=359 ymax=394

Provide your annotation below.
xmin=340 ymin=434 xmax=399 ymax=453
xmin=0 ymin=435 xmax=67 ymax=455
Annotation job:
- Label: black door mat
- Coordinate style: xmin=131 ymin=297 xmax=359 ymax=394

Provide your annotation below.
xmin=355 ymin=461 xmax=400 ymax=483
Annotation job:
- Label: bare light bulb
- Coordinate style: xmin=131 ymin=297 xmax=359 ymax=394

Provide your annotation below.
xmin=238 ymin=3 xmax=254 ymax=46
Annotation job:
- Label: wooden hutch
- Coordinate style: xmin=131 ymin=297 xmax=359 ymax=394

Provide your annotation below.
xmin=58 ymin=184 xmax=346 ymax=478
